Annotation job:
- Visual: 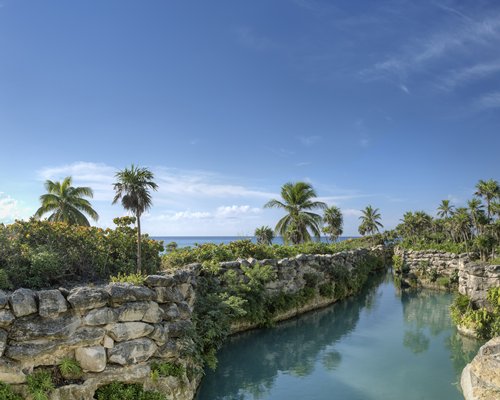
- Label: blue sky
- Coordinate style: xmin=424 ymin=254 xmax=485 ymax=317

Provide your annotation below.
xmin=0 ymin=0 xmax=499 ymax=235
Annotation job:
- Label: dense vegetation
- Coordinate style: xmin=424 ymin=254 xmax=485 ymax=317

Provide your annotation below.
xmin=162 ymin=235 xmax=386 ymax=270
xmin=0 ymin=217 xmax=163 ymax=289
xmin=94 ymin=383 xmax=166 ymax=400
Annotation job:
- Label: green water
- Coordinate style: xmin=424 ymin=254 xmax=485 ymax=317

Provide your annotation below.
xmin=195 ymin=273 xmax=484 ymax=400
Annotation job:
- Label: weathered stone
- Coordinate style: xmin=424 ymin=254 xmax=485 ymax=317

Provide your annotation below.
xmin=156 ymin=339 xmax=182 ymax=359
xmin=162 ymin=303 xmax=180 ymax=321
xmin=166 ymin=320 xmax=191 ymax=338
xmin=154 ymin=286 xmax=183 ymax=303
xmin=142 ymin=301 xmax=163 ymax=323
xmin=107 ymin=338 xmax=157 ymax=365
xmin=38 ymin=289 xmax=68 ymax=318
xmin=67 ymin=287 xmax=109 ymax=310
xmin=0 ymin=328 xmax=7 ymax=356
xmin=0 ymin=358 xmax=26 ymax=384
xmin=9 ymin=312 xmax=81 ymax=341
xmin=0 ymin=309 xmax=15 ymax=328
xmin=84 ymin=307 xmax=118 ymax=326
xmin=107 ymin=322 xmax=154 ymax=342
xmin=144 ymin=274 xmax=175 ymax=287
xmin=0 ymin=290 xmax=8 ymax=309
xmin=75 ymin=346 xmax=106 ymax=372
xmin=107 ymin=284 xmax=155 ymax=305
xmin=103 ymin=335 xmax=114 ymax=349
xmin=177 ymin=302 xmax=192 ymax=320
xmin=149 ymin=324 xmax=168 ymax=345
xmin=117 ymin=301 xmax=150 ymax=321
xmin=9 ymin=288 xmax=37 ymax=317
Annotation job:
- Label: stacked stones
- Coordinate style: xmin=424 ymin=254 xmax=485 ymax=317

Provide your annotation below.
xmin=459 ymin=263 xmax=500 ymax=308
xmin=0 ymin=265 xmax=198 ymax=399
xmin=394 ymin=247 xmax=469 ymax=277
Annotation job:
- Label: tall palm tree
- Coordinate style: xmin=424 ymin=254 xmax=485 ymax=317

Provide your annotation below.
xmin=322 ymin=206 xmax=343 ymax=242
xmin=34 ymin=176 xmax=99 ymax=226
xmin=112 ymin=165 xmax=158 ymax=273
xmin=475 ymin=179 xmax=500 ymax=219
xmin=358 ymin=205 xmax=383 ymax=236
xmin=264 ymin=182 xmax=326 ymax=244
xmin=467 ymin=198 xmax=485 ymax=236
xmin=437 ymin=199 xmax=454 ymax=219
xmin=254 ymin=226 xmax=274 ymax=245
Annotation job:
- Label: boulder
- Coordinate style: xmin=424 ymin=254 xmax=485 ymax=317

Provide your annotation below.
xmin=0 ymin=328 xmax=7 ymax=356
xmin=162 ymin=303 xmax=180 ymax=321
xmin=149 ymin=324 xmax=169 ymax=345
xmin=84 ymin=307 xmax=118 ymax=326
xmin=107 ymin=338 xmax=157 ymax=365
xmin=38 ymin=290 xmax=68 ymax=318
xmin=142 ymin=301 xmax=163 ymax=323
xmin=154 ymin=287 xmax=184 ymax=303
xmin=0 ymin=309 xmax=15 ymax=328
xmin=117 ymin=302 xmax=150 ymax=321
xmin=107 ymin=322 xmax=154 ymax=342
xmin=67 ymin=287 xmax=109 ymax=310
xmin=103 ymin=335 xmax=114 ymax=349
xmin=144 ymin=274 xmax=175 ymax=287
xmin=9 ymin=288 xmax=37 ymax=317
xmin=166 ymin=320 xmax=191 ymax=338
xmin=9 ymin=312 xmax=81 ymax=341
xmin=0 ymin=358 xmax=26 ymax=384
xmin=107 ymin=284 xmax=155 ymax=305
xmin=75 ymin=346 xmax=106 ymax=372
xmin=0 ymin=290 xmax=8 ymax=309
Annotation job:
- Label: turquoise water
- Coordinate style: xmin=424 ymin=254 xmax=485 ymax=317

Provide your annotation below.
xmin=152 ymin=236 xmax=357 ymax=248
xmin=195 ymin=273 xmax=483 ymax=400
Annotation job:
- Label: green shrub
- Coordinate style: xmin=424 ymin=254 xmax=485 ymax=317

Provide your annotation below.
xmin=150 ymin=361 xmax=185 ymax=378
xmin=0 ymin=268 xmax=12 ymax=290
xmin=399 ymin=240 xmax=468 ymax=254
xmin=429 ymin=268 xmax=438 ymax=282
xmin=319 ymin=282 xmax=334 ymax=298
xmin=94 ymin=382 xmax=166 ymax=400
xmin=302 ymin=272 xmax=320 ymax=288
xmin=0 ymin=382 xmax=22 ymax=400
xmin=26 ymin=370 xmax=55 ymax=400
xmin=435 ymin=276 xmax=450 ymax=288
xmin=110 ymin=272 xmax=146 ymax=285
xmin=58 ymin=357 xmax=83 ymax=380
xmin=392 ymin=255 xmax=403 ymax=273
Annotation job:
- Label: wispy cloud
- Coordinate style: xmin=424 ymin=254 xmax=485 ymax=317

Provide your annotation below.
xmin=296 ymin=161 xmax=312 ymax=167
xmin=439 ymin=60 xmax=500 ymax=91
xmin=298 ymin=135 xmax=322 ymax=146
xmin=399 ymin=84 xmax=410 ymax=94
xmin=235 ymin=27 xmax=275 ymax=51
xmin=474 ymin=91 xmax=500 ymax=110
xmin=0 ymin=193 xmax=33 ymax=223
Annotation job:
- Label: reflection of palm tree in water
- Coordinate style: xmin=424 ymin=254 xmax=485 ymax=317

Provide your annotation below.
xmin=197 ymin=272 xmax=386 ymax=400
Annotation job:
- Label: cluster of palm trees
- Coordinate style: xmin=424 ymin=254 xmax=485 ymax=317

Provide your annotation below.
xmin=258 ymin=181 xmax=383 ymax=245
xmin=398 ymin=179 xmax=500 ymax=259
xmin=34 ymin=165 xmax=158 ymax=272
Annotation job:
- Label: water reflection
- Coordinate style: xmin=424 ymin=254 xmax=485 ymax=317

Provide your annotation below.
xmin=196 ymin=272 xmax=483 ymax=400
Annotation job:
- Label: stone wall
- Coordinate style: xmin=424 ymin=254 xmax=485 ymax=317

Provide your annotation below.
xmin=459 ymin=264 xmax=500 ymax=307
xmin=461 ymin=336 xmax=500 ymax=400
xmin=0 ymin=246 xmax=387 ymax=399
xmin=394 ymin=247 xmax=470 ymax=277
xmin=0 ymin=265 xmax=200 ymax=400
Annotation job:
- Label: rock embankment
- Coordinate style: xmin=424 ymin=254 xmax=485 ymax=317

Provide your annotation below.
xmin=461 ymin=336 xmax=500 ymax=400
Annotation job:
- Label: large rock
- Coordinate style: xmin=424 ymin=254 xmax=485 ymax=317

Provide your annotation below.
xmin=144 ymin=274 xmax=175 ymax=287
xmin=107 ymin=284 xmax=155 ymax=305
xmin=148 ymin=324 xmax=169 ymax=345
xmin=107 ymin=322 xmax=154 ymax=342
xmin=84 ymin=307 xmax=118 ymax=326
xmin=107 ymin=338 xmax=157 ymax=365
xmin=75 ymin=346 xmax=106 ymax=372
xmin=67 ymin=287 xmax=109 ymax=310
xmin=461 ymin=336 xmax=500 ymax=400
xmin=116 ymin=302 xmax=150 ymax=321
xmin=9 ymin=288 xmax=37 ymax=317
xmin=0 ymin=358 xmax=26 ymax=384
xmin=142 ymin=301 xmax=163 ymax=323
xmin=38 ymin=289 xmax=68 ymax=318
xmin=154 ymin=286 xmax=184 ymax=303
xmin=0 ymin=290 xmax=8 ymax=309
xmin=0 ymin=328 xmax=7 ymax=356
xmin=9 ymin=313 xmax=81 ymax=341
xmin=0 ymin=309 xmax=15 ymax=328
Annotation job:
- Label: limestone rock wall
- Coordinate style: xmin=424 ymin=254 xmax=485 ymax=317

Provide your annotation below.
xmin=394 ymin=247 xmax=469 ymax=277
xmin=459 ymin=264 xmax=500 ymax=307
xmin=461 ymin=336 xmax=500 ymax=400
xmin=0 ymin=265 xmax=200 ymax=400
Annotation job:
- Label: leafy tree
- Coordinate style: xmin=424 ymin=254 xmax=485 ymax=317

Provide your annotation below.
xmin=113 ymin=165 xmax=158 ymax=273
xmin=475 ymin=179 xmax=500 ymax=219
xmin=437 ymin=199 xmax=454 ymax=219
xmin=264 ymin=182 xmax=326 ymax=244
xmin=322 ymin=206 xmax=343 ymax=242
xmin=358 ymin=205 xmax=383 ymax=236
xmin=34 ymin=177 xmax=98 ymax=226
xmin=254 ymin=226 xmax=274 ymax=245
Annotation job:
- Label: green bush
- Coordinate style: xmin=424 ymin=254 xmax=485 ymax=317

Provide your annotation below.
xmin=94 ymin=382 xmax=166 ymax=400
xmin=110 ymin=272 xmax=147 ymax=285
xmin=58 ymin=357 xmax=83 ymax=380
xmin=0 ymin=382 xmax=22 ymax=400
xmin=435 ymin=276 xmax=450 ymax=288
xmin=319 ymin=282 xmax=334 ymax=298
xmin=392 ymin=255 xmax=403 ymax=273
xmin=0 ymin=219 xmax=163 ymax=289
xmin=150 ymin=361 xmax=185 ymax=378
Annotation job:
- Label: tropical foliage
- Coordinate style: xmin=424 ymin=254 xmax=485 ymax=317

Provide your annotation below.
xmin=264 ymin=182 xmax=326 ymax=244
xmin=0 ymin=218 xmax=162 ymax=289
xmin=322 ymin=206 xmax=343 ymax=242
xmin=113 ymin=165 xmax=158 ymax=273
xmin=254 ymin=226 xmax=274 ymax=245
xmin=358 ymin=205 xmax=383 ymax=236
xmin=34 ymin=177 xmax=99 ymax=226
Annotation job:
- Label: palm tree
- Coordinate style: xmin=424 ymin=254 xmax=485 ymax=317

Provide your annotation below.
xmin=437 ymin=200 xmax=454 ymax=219
xmin=254 ymin=226 xmax=275 ymax=245
xmin=112 ymin=165 xmax=158 ymax=273
xmin=451 ymin=207 xmax=472 ymax=244
xmin=467 ymin=198 xmax=485 ymax=236
xmin=264 ymin=182 xmax=326 ymax=244
xmin=34 ymin=176 xmax=99 ymax=226
xmin=322 ymin=206 xmax=343 ymax=242
xmin=475 ymin=179 xmax=500 ymax=219
xmin=358 ymin=205 xmax=383 ymax=236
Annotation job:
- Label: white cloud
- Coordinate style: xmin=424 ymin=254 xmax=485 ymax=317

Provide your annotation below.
xmin=215 ymin=205 xmax=261 ymax=218
xmin=0 ymin=193 xmax=32 ymax=223
xmin=474 ymin=91 xmax=500 ymax=110
xmin=399 ymin=84 xmax=410 ymax=94
xmin=298 ymin=135 xmax=322 ymax=146
xmin=439 ymin=60 xmax=500 ymax=91
xmin=342 ymin=208 xmax=362 ymax=217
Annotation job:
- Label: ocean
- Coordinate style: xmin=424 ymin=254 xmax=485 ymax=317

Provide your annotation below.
xmin=151 ymin=236 xmax=357 ymax=248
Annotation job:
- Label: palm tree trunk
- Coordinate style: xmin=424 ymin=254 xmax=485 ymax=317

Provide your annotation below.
xmin=137 ymin=212 xmax=142 ymax=274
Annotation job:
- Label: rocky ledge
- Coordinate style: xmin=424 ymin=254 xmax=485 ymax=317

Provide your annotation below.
xmin=461 ymin=336 xmax=500 ymax=400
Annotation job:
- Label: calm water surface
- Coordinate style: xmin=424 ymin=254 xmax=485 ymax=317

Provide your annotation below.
xmin=195 ymin=273 xmax=483 ymax=400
